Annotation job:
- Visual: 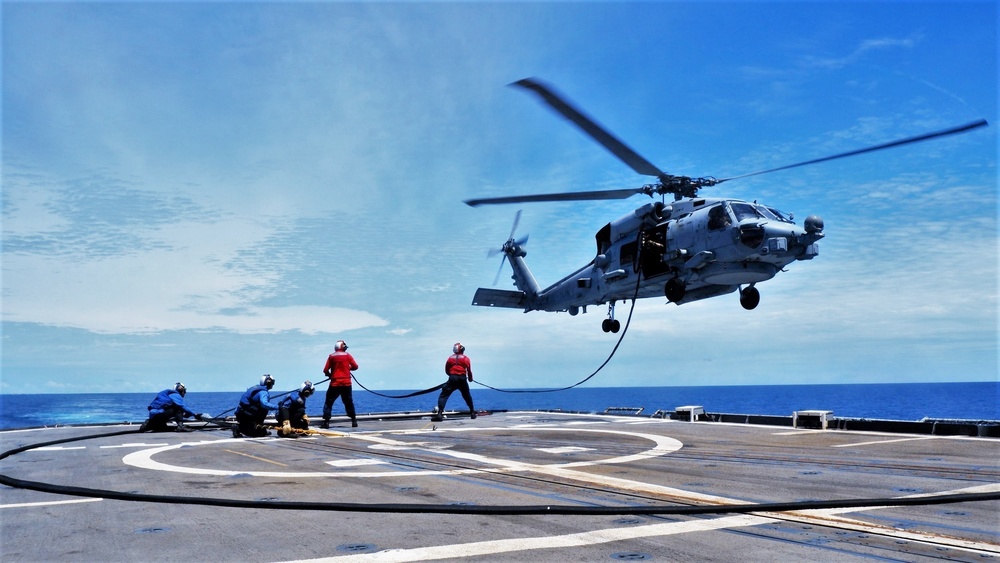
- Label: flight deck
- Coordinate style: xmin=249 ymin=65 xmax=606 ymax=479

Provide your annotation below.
xmin=1 ymin=410 xmax=998 ymax=561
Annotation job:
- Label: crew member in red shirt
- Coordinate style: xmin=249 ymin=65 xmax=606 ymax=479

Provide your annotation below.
xmin=322 ymin=340 xmax=359 ymax=428
xmin=431 ymin=342 xmax=476 ymax=421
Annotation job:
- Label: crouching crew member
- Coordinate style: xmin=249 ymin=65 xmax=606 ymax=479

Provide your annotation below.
xmin=432 ymin=342 xmax=476 ymax=421
xmin=278 ymin=380 xmax=315 ymax=437
xmin=322 ymin=340 xmax=359 ymax=428
xmin=142 ymin=382 xmax=204 ymax=432
xmin=234 ymin=374 xmax=278 ymax=438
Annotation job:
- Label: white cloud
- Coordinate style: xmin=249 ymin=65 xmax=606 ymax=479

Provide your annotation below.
xmin=2 ymin=183 xmax=390 ymax=335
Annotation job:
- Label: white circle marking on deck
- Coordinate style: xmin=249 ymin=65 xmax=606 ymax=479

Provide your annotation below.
xmin=121 ymin=427 xmax=682 ymax=478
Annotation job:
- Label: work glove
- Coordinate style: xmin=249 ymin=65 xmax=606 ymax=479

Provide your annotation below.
xmin=196 ymin=413 xmax=207 ymax=420
xmin=282 ymin=420 xmax=292 ymax=435
xmin=467 ymin=374 xmax=473 ymax=382
xmin=302 ymin=415 xmax=310 ymax=424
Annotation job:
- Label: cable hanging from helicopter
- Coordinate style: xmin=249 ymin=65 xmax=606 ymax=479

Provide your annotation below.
xmin=466 ymin=77 xmax=988 ymax=333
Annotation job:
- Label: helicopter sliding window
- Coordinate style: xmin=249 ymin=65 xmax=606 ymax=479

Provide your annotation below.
xmin=707 ymin=204 xmax=732 ymax=230
xmin=639 ymin=225 xmax=670 ymax=278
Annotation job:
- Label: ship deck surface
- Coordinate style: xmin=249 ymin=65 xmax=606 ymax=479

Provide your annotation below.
xmin=2 ymin=410 xmax=998 ymax=562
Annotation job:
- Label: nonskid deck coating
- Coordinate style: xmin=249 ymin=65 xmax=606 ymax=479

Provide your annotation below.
xmin=1 ymin=411 xmax=998 ymax=562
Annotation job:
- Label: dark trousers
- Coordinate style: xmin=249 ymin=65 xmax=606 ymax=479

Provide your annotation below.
xmin=278 ymin=406 xmax=309 ymax=430
xmin=437 ymin=375 xmax=475 ymax=412
xmin=323 ymin=385 xmax=356 ymax=421
xmin=235 ymin=410 xmax=269 ymax=437
xmin=146 ymin=407 xmax=184 ymax=431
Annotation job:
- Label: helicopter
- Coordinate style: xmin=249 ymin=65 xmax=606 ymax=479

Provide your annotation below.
xmin=466 ymin=78 xmax=988 ymax=333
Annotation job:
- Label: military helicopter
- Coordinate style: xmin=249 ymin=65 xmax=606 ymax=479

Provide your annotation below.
xmin=466 ymin=78 xmax=988 ymax=333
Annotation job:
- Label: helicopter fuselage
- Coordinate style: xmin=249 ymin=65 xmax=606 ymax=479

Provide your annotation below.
xmin=472 ymin=197 xmax=824 ymax=326
xmin=467 ymin=77 xmax=981 ymax=332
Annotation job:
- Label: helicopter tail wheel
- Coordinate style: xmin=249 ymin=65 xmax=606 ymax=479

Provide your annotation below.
xmin=740 ymin=285 xmax=760 ymax=310
xmin=664 ymin=278 xmax=686 ymax=303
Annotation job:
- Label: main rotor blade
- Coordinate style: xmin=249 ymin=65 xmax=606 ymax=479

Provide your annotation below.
xmin=511 ymin=78 xmax=667 ymax=179
xmin=718 ymin=119 xmax=989 ymax=183
xmin=466 ymin=187 xmax=644 ymax=207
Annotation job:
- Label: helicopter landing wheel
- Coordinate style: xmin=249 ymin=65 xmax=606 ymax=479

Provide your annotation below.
xmin=665 ymin=278 xmax=686 ymax=302
xmin=740 ymin=286 xmax=760 ymax=310
xmin=602 ymin=302 xmax=620 ymax=333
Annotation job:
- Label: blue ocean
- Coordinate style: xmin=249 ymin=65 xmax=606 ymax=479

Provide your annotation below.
xmin=0 ymin=382 xmax=997 ymax=430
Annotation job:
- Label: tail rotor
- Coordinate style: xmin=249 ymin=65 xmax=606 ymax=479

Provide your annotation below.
xmin=489 ymin=210 xmax=529 ymax=286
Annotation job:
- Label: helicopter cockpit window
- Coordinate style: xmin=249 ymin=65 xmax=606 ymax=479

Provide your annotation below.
xmin=766 ymin=206 xmax=795 ymax=223
xmin=730 ymin=203 xmax=762 ymax=222
xmin=756 ymin=206 xmax=779 ymax=220
xmin=707 ymin=204 xmax=732 ymax=230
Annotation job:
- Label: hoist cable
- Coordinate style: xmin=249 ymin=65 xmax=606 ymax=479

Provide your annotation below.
xmin=473 ymin=230 xmax=647 ymax=394
xmin=350 ymin=377 xmax=445 ymax=399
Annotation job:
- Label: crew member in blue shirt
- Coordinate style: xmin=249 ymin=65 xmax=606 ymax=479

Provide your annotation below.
xmin=142 ymin=383 xmax=204 ymax=432
xmin=233 ymin=374 xmax=279 ymax=438
xmin=278 ymin=380 xmax=316 ymax=438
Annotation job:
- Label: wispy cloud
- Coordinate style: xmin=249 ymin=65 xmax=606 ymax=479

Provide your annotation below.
xmin=2 ymin=168 xmax=390 ymax=336
xmin=802 ymin=36 xmax=922 ymax=70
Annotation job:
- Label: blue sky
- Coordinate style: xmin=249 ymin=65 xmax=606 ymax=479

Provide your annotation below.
xmin=2 ymin=2 xmax=996 ymax=394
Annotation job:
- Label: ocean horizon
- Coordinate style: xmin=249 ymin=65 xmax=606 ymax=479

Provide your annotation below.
xmin=0 ymin=381 xmax=997 ymax=430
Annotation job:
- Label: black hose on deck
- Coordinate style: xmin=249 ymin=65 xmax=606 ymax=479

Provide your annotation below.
xmin=4 ymin=426 xmax=998 ymax=515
